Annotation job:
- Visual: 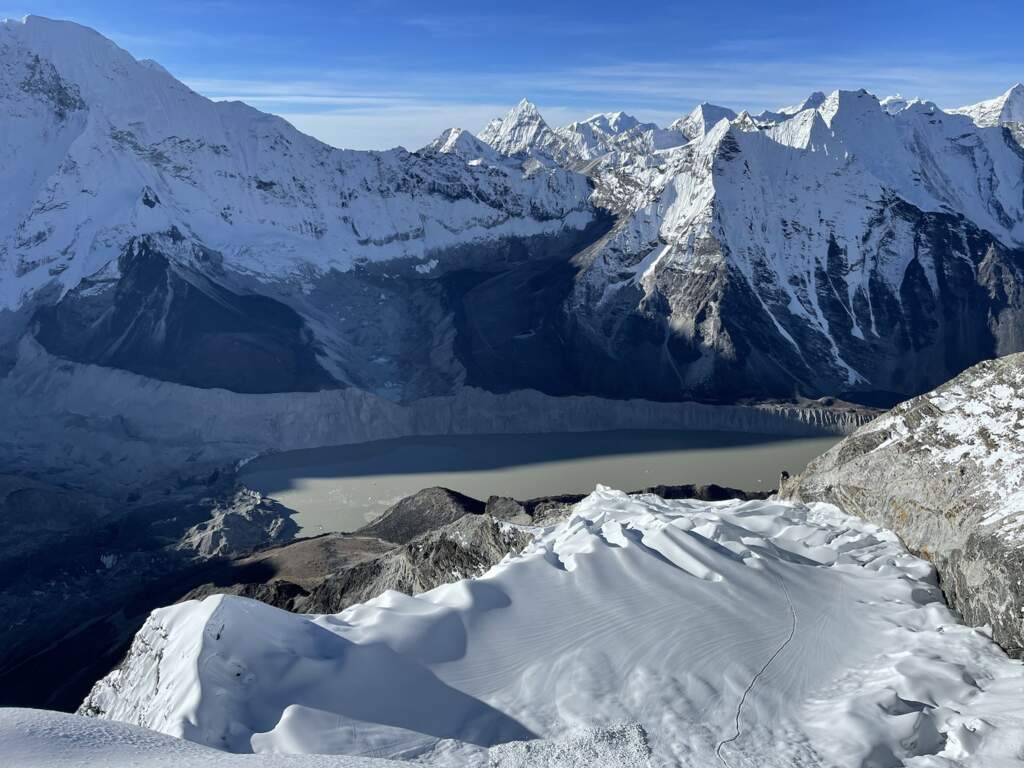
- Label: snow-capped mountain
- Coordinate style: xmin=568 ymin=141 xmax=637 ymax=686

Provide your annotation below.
xmin=0 ymin=16 xmax=599 ymax=396
xmin=668 ymin=102 xmax=738 ymax=139
xmin=478 ymin=100 xmax=688 ymax=168
xmin=2 ymin=14 xmax=1024 ymax=410
xmin=951 ymin=83 xmax=1024 ymax=126
xmin=419 ymin=127 xmax=500 ymax=164
xmin=565 ymin=88 xmax=1024 ymax=403
xmin=474 ymin=89 xmax=1024 ymax=404
xmin=477 ymin=98 xmax=569 ymax=160
xmin=81 ymin=488 xmax=1024 ymax=765
xmin=0 ymin=18 xmax=593 ymax=309
xmin=559 ymin=111 xmax=687 ymax=163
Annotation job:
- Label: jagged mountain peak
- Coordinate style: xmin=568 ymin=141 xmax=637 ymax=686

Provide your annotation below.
xmin=779 ymin=90 xmax=828 ymax=115
xmin=582 ymin=110 xmax=641 ymax=134
xmin=420 ymin=127 xmax=499 ymax=163
xmin=730 ymin=110 xmax=761 ymax=132
xmin=511 ymin=97 xmax=542 ymax=115
xmin=477 ymin=98 xmax=565 ymax=157
xmin=817 ymin=88 xmax=885 ymax=126
xmin=498 ymin=98 xmax=547 ymax=128
xmin=670 ymin=102 xmax=737 ymax=139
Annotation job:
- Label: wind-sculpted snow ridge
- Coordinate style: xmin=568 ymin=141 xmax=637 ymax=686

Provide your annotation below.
xmin=82 ymin=489 xmax=1024 ymax=767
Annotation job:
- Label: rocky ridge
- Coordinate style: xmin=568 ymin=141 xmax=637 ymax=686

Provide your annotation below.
xmin=780 ymin=352 xmax=1024 ymax=656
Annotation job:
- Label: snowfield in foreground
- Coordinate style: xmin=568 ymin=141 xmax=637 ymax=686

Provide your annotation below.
xmin=73 ymin=489 xmax=1024 ymax=767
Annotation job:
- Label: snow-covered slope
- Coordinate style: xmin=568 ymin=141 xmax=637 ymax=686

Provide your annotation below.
xmin=951 ymin=83 xmax=1024 ymax=127
xmin=0 ymin=708 xmax=390 ymax=768
xmin=0 ymin=16 xmax=594 ymax=311
xmin=83 ymin=488 xmax=1024 ymax=766
xmin=0 ymin=708 xmax=648 ymax=768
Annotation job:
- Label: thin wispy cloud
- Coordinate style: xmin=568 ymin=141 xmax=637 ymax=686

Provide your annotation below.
xmin=177 ymin=47 xmax=1022 ymax=150
xmin=9 ymin=1 xmax=1019 ymax=150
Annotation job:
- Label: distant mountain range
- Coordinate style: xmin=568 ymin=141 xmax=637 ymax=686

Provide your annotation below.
xmin=3 ymin=15 xmax=1024 ymax=408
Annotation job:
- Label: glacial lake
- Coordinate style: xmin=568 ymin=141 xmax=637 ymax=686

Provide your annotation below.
xmin=239 ymin=430 xmax=840 ymax=534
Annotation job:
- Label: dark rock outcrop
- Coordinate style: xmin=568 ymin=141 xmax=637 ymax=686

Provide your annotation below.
xmin=176 ymin=486 xmax=298 ymax=557
xmin=300 ymin=515 xmax=532 ymax=614
xmin=634 ymin=483 xmax=772 ymax=502
xmin=356 ymin=486 xmax=487 ymax=544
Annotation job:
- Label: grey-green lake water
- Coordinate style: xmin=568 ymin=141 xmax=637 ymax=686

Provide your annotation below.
xmin=240 ymin=430 xmax=839 ymax=534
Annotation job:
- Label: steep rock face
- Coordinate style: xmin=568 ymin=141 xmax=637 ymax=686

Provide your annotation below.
xmin=34 ymin=235 xmax=337 ymax=393
xmin=356 ymin=486 xmax=486 ymax=544
xmin=780 ymin=353 xmax=1024 ymax=656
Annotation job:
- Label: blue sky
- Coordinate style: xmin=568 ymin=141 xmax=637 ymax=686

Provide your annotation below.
xmin=4 ymin=1 xmax=1023 ymax=150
